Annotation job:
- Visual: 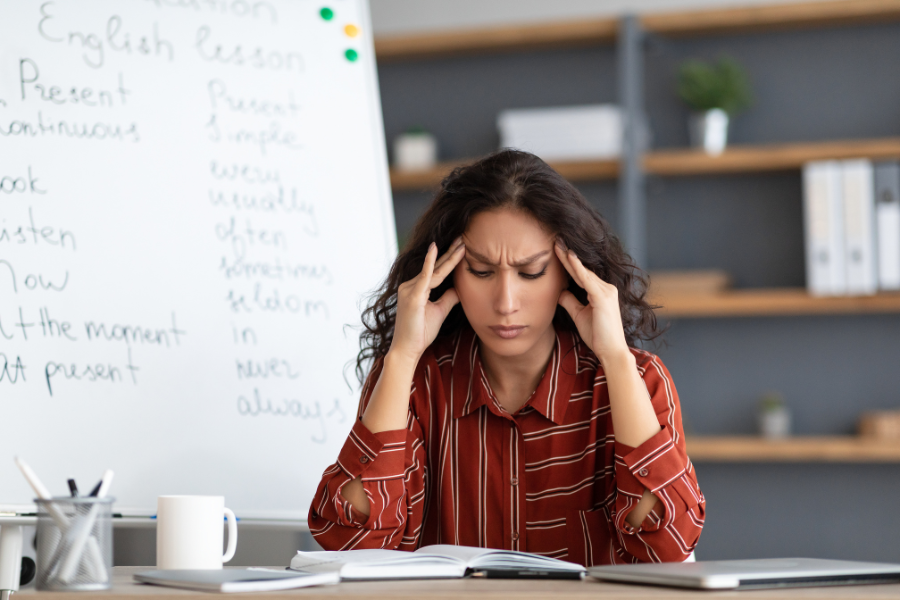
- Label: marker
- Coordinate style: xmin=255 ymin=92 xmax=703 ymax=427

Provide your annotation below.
xmin=13 ymin=457 xmax=69 ymax=529
xmin=67 ymin=479 xmax=79 ymax=498
xmin=87 ymin=481 xmax=102 ymax=498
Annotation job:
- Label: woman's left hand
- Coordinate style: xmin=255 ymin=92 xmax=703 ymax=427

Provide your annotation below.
xmin=555 ymin=240 xmax=631 ymax=364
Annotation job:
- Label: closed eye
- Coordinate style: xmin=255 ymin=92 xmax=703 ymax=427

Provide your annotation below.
xmin=466 ymin=267 xmax=547 ymax=280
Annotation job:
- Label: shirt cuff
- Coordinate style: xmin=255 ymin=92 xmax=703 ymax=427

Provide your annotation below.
xmin=618 ymin=426 xmax=686 ymax=494
xmin=337 ymin=419 xmax=408 ymax=481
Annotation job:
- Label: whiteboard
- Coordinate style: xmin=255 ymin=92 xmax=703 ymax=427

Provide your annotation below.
xmin=0 ymin=0 xmax=395 ymax=519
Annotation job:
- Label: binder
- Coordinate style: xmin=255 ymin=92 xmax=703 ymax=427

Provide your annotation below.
xmin=873 ymin=161 xmax=900 ymax=291
xmin=841 ymin=160 xmax=878 ymax=296
xmin=802 ymin=161 xmax=846 ymax=295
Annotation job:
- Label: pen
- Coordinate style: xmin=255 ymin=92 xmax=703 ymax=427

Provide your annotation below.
xmin=67 ymin=479 xmax=79 ymax=498
xmin=88 ymin=481 xmax=102 ymax=498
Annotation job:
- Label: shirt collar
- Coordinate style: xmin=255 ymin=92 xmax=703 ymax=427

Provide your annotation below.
xmin=451 ymin=324 xmax=578 ymax=426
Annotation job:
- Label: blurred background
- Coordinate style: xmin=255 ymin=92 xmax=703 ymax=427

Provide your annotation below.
xmin=373 ymin=0 xmax=900 ymax=563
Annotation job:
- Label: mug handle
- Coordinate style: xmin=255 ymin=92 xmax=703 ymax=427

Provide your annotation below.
xmin=222 ymin=508 xmax=237 ymax=563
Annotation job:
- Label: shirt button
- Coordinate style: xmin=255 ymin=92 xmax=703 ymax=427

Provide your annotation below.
xmin=360 ymin=455 xmax=369 ymax=464
xmin=511 ymin=531 xmax=519 ymax=541
xmin=638 ymin=468 xmax=649 ymax=477
xmin=510 ymin=477 xmax=519 ymax=486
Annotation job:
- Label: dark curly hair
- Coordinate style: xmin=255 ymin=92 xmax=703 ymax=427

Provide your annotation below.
xmin=355 ymin=149 xmax=663 ymax=382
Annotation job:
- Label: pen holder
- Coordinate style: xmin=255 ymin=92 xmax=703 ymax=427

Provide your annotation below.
xmin=35 ymin=497 xmax=114 ymax=591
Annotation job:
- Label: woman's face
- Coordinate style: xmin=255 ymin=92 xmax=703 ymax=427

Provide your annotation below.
xmin=453 ymin=208 xmax=569 ymax=359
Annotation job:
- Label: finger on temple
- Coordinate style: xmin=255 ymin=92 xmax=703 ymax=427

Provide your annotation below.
xmin=417 ymin=243 xmax=438 ymax=290
xmin=430 ymin=244 xmax=465 ymax=289
xmin=556 ymin=244 xmax=585 ymax=288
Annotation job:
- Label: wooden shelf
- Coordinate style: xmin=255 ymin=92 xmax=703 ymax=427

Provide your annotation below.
xmin=652 ymin=288 xmax=900 ymax=318
xmin=390 ymin=158 xmax=619 ymax=192
xmin=644 ymin=138 xmax=900 ymax=176
xmin=374 ymin=0 xmax=900 ymax=61
xmin=686 ymin=436 xmax=900 ymax=462
xmin=389 ymin=138 xmax=900 ymax=191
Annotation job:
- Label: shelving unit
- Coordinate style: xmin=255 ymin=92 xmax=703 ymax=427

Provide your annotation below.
xmin=374 ymin=0 xmax=900 ymax=61
xmin=390 ymin=138 xmax=900 ymax=191
xmin=652 ymin=289 xmax=900 ymax=318
xmin=686 ymin=436 xmax=900 ymax=462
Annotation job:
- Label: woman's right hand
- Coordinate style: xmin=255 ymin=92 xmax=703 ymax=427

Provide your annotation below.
xmin=389 ymin=237 xmax=465 ymax=365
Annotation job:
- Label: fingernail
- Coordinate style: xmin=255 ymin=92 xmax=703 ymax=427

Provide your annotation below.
xmin=429 ymin=242 xmax=436 ymax=251
xmin=556 ymin=239 xmax=568 ymax=251
xmin=453 ymin=236 xmax=463 ymax=246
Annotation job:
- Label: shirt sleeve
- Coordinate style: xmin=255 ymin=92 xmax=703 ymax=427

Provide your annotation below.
xmin=610 ymin=351 xmax=706 ymax=563
xmin=307 ymin=356 xmax=429 ymax=551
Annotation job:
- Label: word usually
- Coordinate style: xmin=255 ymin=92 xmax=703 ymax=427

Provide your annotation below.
xmin=208 ymin=79 xmax=298 ymax=118
xmin=20 ymin=58 xmax=130 ymax=108
xmin=38 ymin=3 xmax=174 ymax=69
xmin=0 ymin=207 xmax=76 ymax=250
xmin=0 ymin=111 xmax=140 ymax=143
xmin=208 ymin=188 xmax=319 ymax=231
xmin=0 ymin=260 xmax=68 ymax=294
xmin=206 ymin=115 xmax=300 ymax=155
xmin=44 ymin=348 xmax=140 ymax=396
xmin=196 ymin=26 xmax=302 ymax=72
xmin=144 ymin=0 xmax=278 ymax=23
xmin=0 ymin=166 xmax=46 ymax=195
xmin=225 ymin=283 xmax=329 ymax=317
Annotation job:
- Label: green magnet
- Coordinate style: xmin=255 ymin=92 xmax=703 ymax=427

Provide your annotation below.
xmin=320 ymin=7 xmax=334 ymax=20
xmin=345 ymin=48 xmax=359 ymax=62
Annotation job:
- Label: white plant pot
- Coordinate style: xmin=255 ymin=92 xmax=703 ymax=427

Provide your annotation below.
xmin=758 ymin=407 xmax=791 ymax=439
xmin=393 ymin=132 xmax=438 ymax=171
xmin=689 ymin=108 xmax=729 ymax=155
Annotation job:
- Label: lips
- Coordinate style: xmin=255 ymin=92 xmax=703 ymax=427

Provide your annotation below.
xmin=489 ymin=325 xmax=526 ymax=339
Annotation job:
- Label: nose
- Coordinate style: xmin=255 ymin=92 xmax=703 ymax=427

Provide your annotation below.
xmin=494 ymin=271 xmax=519 ymax=316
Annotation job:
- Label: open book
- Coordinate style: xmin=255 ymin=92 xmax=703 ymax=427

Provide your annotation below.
xmin=289 ymin=544 xmax=586 ymax=580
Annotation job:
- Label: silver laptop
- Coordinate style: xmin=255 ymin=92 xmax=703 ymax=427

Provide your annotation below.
xmin=588 ymin=558 xmax=900 ymax=590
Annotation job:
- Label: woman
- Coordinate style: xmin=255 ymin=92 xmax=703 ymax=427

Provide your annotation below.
xmin=308 ymin=150 xmax=704 ymax=565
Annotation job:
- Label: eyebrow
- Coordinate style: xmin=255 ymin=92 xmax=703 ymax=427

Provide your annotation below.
xmin=465 ymin=248 xmax=551 ymax=268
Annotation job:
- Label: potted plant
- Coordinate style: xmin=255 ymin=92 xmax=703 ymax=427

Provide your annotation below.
xmin=393 ymin=125 xmax=438 ymax=172
xmin=677 ymin=56 xmax=751 ymax=155
xmin=758 ymin=391 xmax=791 ymax=439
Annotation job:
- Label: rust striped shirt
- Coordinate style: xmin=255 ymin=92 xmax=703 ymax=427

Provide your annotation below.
xmin=308 ymin=325 xmax=705 ymax=565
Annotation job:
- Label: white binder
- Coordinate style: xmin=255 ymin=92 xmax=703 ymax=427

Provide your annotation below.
xmin=841 ymin=160 xmax=878 ymax=296
xmin=802 ymin=161 xmax=846 ymax=295
xmin=873 ymin=161 xmax=900 ymax=291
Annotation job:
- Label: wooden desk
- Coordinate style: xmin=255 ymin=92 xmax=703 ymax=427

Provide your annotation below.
xmin=13 ymin=567 xmax=900 ymax=600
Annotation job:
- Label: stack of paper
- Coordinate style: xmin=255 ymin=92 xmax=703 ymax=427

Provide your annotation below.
xmin=497 ymin=105 xmax=622 ymax=161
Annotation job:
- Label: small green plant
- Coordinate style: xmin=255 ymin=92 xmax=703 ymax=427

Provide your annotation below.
xmin=758 ymin=391 xmax=785 ymax=413
xmin=677 ymin=56 xmax=751 ymax=115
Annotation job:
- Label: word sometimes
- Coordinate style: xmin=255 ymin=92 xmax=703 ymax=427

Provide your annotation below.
xmin=196 ymin=26 xmax=302 ymax=72
xmin=1 ymin=166 xmax=46 ymax=195
xmin=1 ymin=206 xmax=76 ymax=250
xmin=0 ymin=259 xmax=68 ymax=294
xmin=208 ymin=79 xmax=298 ymax=118
xmin=38 ymin=3 xmax=174 ymax=68
xmin=209 ymin=161 xmax=280 ymax=185
xmin=225 ymin=283 xmax=328 ymax=317
xmin=44 ymin=348 xmax=140 ymax=396
xmin=144 ymin=0 xmax=279 ymax=23
xmin=220 ymin=256 xmax=333 ymax=284
xmin=20 ymin=58 xmax=130 ymax=108
xmin=236 ymin=357 xmax=300 ymax=379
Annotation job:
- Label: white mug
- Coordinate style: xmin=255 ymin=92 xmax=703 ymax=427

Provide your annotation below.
xmin=156 ymin=496 xmax=237 ymax=569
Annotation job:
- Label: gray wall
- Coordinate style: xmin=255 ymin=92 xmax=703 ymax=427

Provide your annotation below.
xmin=379 ymin=21 xmax=900 ymax=562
